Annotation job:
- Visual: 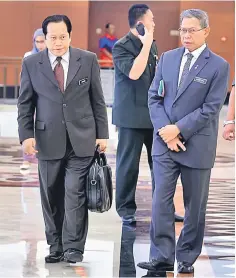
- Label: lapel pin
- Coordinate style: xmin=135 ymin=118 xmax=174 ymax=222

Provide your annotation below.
xmin=195 ymin=65 xmax=199 ymax=70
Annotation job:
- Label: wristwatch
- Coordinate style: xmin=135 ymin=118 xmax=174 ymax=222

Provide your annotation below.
xmin=223 ymin=120 xmax=235 ymax=127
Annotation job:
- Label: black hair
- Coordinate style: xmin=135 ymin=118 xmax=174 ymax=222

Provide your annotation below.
xmin=105 ymin=23 xmax=111 ymax=29
xmin=42 ymin=15 xmax=72 ymax=36
xmin=128 ymin=4 xmax=149 ymax=28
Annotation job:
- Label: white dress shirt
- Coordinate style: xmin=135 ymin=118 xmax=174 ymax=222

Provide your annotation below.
xmin=48 ymin=50 xmax=70 ymax=90
xmin=178 ymin=43 xmax=206 ymax=86
xmin=23 ymin=51 xmax=32 ymax=58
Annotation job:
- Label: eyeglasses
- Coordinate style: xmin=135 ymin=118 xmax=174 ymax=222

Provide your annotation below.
xmin=178 ymin=28 xmax=205 ymax=35
xmin=35 ymin=40 xmax=45 ymax=44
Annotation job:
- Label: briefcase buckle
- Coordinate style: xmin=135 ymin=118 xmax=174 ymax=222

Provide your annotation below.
xmin=91 ymin=180 xmax=97 ymax=186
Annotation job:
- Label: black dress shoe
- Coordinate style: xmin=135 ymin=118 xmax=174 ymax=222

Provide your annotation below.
xmin=64 ymin=248 xmax=83 ymax=263
xmin=45 ymin=251 xmax=64 ymax=263
xmin=175 ymin=213 xmax=184 ymax=222
xmin=137 ymin=260 xmax=174 ymax=272
xmin=177 ymin=262 xmax=194 ymax=273
xmin=142 ymin=270 xmax=167 ymax=277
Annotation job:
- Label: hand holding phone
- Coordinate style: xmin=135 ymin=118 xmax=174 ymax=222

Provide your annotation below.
xmin=136 ymin=22 xmax=153 ymax=47
xmin=136 ymin=22 xmax=145 ymax=36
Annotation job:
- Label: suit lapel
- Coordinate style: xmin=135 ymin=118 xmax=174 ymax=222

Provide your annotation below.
xmin=174 ymin=47 xmax=210 ymax=103
xmin=172 ymin=47 xmax=185 ymax=95
xmin=39 ymin=50 xmax=59 ymax=88
xmin=66 ymin=47 xmax=82 ymax=89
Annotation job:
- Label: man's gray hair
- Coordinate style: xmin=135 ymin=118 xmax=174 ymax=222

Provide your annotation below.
xmin=180 ymin=9 xmax=209 ymax=28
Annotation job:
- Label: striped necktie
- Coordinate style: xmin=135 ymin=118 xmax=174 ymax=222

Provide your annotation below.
xmin=178 ymin=53 xmax=194 ymax=90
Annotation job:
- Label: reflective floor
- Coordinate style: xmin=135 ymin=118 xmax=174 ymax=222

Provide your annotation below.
xmin=0 ymin=105 xmax=234 ymax=277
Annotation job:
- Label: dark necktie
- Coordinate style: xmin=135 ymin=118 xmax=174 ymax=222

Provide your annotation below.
xmin=54 ymin=57 xmax=64 ymax=92
xmin=178 ymin=53 xmax=194 ymax=90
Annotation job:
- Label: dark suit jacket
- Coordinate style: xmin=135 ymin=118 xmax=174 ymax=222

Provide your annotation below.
xmin=17 ymin=47 xmax=109 ymax=160
xmin=112 ymin=32 xmax=158 ymax=129
xmin=149 ymin=46 xmax=230 ymax=169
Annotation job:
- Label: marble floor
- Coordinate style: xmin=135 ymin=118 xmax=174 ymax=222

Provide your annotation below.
xmin=0 ymin=105 xmax=234 ymax=278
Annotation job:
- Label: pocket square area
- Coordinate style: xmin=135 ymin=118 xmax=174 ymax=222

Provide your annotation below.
xmin=78 ymin=78 xmax=88 ymax=85
xmin=194 ymin=77 xmax=207 ymax=84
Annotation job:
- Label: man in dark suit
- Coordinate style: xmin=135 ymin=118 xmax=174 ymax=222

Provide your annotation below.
xmin=112 ymin=4 xmax=183 ymax=225
xmin=138 ymin=9 xmax=230 ymax=273
xmin=17 ymin=15 xmax=108 ymax=263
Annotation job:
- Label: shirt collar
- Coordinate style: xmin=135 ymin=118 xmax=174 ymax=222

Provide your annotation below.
xmin=184 ymin=43 xmax=207 ymax=59
xmin=105 ymin=33 xmax=117 ymax=40
xmin=48 ymin=48 xmax=70 ymax=65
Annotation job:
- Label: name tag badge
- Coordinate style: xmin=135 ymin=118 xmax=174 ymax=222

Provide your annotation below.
xmin=78 ymin=78 xmax=88 ymax=86
xmin=194 ymin=77 xmax=207 ymax=85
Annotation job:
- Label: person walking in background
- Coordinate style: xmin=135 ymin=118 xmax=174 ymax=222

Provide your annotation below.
xmin=223 ymin=80 xmax=235 ymax=141
xmin=20 ymin=28 xmax=46 ymax=172
xmin=99 ymin=23 xmax=118 ymax=68
xmin=24 ymin=28 xmax=46 ymax=58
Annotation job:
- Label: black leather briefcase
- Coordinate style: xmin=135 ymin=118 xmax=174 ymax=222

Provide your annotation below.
xmin=86 ymin=145 xmax=113 ymax=213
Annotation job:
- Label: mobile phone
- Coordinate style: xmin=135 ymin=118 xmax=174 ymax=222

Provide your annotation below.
xmin=177 ymin=136 xmax=186 ymax=151
xmin=136 ymin=22 xmax=145 ymax=36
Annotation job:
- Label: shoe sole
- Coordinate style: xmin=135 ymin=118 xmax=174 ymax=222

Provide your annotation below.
xmin=64 ymin=255 xmax=83 ymax=264
xmin=45 ymin=256 xmax=64 ymax=263
xmin=178 ymin=269 xmax=194 ymax=274
xmin=138 ymin=264 xmax=174 ymax=272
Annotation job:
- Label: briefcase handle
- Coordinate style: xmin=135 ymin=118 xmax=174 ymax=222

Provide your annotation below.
xmin=94 ymin=144 xmax=107 ymax=166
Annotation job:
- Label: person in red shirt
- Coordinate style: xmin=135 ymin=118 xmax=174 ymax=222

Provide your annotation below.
xmin=99 ymin=23 xmax=118 ymax=68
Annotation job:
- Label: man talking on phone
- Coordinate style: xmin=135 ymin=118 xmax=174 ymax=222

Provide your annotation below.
xmin=112 ymin=4 xmax=183 ymax=225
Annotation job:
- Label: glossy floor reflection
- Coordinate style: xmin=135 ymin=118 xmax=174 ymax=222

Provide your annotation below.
xmin=0 ymin=105 xmax=235 ymax=277
xmin=0 ymin=239 xmax=115 ymax=277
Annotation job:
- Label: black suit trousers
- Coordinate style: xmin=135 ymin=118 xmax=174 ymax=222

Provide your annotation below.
xmin=38 ymin=133 xmax=93 ymax=253
xmin=115 ymin=127 xmax=154 ymax=217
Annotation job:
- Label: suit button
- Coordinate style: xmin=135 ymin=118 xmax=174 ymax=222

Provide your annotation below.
xmin=62 ymin=121 xmax=65 ymax=124
xmin=63 ymin=104 xmax=67 ymax=108
xmin=173 ymin=104 xmax=177 ymax=108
